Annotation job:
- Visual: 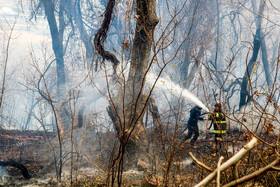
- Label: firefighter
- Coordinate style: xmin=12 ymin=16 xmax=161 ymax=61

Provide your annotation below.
xmin=184 ymin=105 xmax=206 ymax=148
xmin=207 ymin=103 xmax=227 ymax=156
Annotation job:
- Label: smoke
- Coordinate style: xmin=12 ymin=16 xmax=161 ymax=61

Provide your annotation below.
xmin=0 ymin=166 xmax=7 ymax=181
xmin=146 ymin=73 xmax=209 ymax=112
xmin=228 ymin=104 xmax=280 ymax=133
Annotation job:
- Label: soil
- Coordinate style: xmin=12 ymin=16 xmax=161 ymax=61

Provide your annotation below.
xmin=0 ymin=128 xmax=276 ymax=186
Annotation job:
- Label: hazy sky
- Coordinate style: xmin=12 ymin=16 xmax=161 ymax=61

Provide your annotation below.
xmin=0 ymin=0 xmax=51 ymax=69
xmin=0 ymin=1 xmax=52 ymax=129
xmin=0 ymin=1 xmax=50 ymax=46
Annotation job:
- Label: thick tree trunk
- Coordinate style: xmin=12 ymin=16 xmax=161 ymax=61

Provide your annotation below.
xmin=239 ymin=1 xmax=264 ymax=109
xmin=179 ymin=2 xmax=210 ymax=89
xmin=42 ymin=0 xmax=71 ymax=131
xmin=214 ymin=0 xmax=220 ymax=69
xmin=185 ymin=46 xmax=204 ymax=88
xmin=122 ymin=0 xmax=159 ymax=168
xmin=148 ymin=97 xmax=161 ymax=129
xmin=260 ymin=32 xmax=273 ymax=88
xmin=72 ymin=0 xmax=94 ymax=67
xmin=94 ymin=0 xmax=158 ymax=171
xmin=42 ymin=0 xmax=66 ymax=97
xmin=41 ymin=1 xmax=68 ymax=179
xmin=239 ymin=29 xmax=261 ymax=109
xmin=108 ymin=0 xmax=159 ymax=169
xmin=251 ymin=0 xmax=273 ymax=89
xmin=125 ymin=0 xmax=159 ymax=165
xmin=180 ymin=47 xmax=191 ymax=87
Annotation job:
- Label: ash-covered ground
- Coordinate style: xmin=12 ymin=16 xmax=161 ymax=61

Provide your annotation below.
xmin=0 ymin=127 xmax=277 ymax=186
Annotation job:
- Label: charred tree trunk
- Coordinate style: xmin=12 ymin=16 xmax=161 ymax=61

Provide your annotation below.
xmin=42 ymin=0 xmax=66 ymax=98
xmin=41 ymin=0 xmax=69 ymax=179
xmin=260 ymin=32 xmax=273 ymax=88
xmin=71 ymin=0 xmax=95 ymax=67
xmin=239 ymin=1 xmax=264 ymax=109
xmin=120 ymin=0 xmax=158 ymax=168
xmin=214 ymin=0 xmax=220 ymax=69
xmin=94 ymin=0 xmax=158 ymax=176
xmin=239 ymin=29 xmax=261 ymax=109
xmin=180 ymin=46 xmax=191 ymax=87
xmin=179 ymin=2 xmax=213 ymax=89
xmin=261 ymin=33 xmax=272 ymax=89
xmin=41 ymin=0 xmax=72 ymax=132
xmin=251 ymin=0 xmax=272 ymax=89
xmin=184 ymin=47 xmax=204 ymax=88
xmin=70 ymin=0 xmax=96 ymax=128
xmin=148 ymin=97 xmax=161 ymax=129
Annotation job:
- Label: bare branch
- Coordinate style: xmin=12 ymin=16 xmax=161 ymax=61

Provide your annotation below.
xmin=223 ymin=157 xmax=280 ymax=187
xmin=217 ymin=156 xmax=224 ymax=187
xmin=195 ymin=137 xmax=259 ymax=187
xmin=94 ymin=0 xmax=119 ymax=71
xmin=189 ymin=152 xmax=213 ymax=172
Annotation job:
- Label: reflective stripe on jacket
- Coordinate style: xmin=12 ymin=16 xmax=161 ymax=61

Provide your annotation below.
xmin=208 ymin=112 xmax=227 ymax=134
xmin=213 ymin=130 xmax=227 ymax=134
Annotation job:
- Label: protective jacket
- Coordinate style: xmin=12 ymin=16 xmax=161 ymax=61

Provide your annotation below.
xmin=188 ymin=106 xmax=204 ymax=126
xmin=208 ymin=111 xmax=227 ymax=134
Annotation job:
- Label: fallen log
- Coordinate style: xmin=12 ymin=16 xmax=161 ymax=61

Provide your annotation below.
xmin=0 ymin=159 xmax=31 ymax=179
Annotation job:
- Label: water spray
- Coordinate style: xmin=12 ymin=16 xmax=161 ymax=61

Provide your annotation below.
xmin=146 ymin=73 xmax=209 ymax=112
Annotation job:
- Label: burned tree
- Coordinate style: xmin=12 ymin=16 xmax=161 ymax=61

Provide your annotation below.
xmin=94 ymin=0 xmax=158 ymax=184
xmin=118 ymin=0 xmax=159 ymax=166
xmin=40 ymin=0 xmax=67 ymax=98
xmin=239 ymin=0 xmax=264 ymax=109
xmin=0 ymin=20 xmax=15 ymax=113
xmin=179 ymin=1 xmax=215 ymax=89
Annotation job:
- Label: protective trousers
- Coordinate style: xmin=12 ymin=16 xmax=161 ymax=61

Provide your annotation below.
xmin=184 ymin=124 xmax=199 ymax=145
